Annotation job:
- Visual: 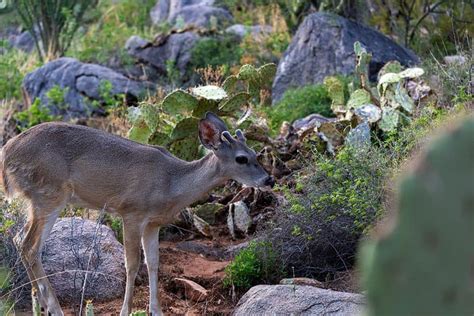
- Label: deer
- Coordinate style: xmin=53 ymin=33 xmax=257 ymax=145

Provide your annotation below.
xmin=0 ymin=112 xmax=274 ymax=315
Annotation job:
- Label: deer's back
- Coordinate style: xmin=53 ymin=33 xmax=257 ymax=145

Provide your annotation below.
xmin=1 ymin=122 xmax=176 ymax=211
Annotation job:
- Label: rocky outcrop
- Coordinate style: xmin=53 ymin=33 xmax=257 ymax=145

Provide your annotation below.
xmin=150 ymin=0 xmax=215 ymax=25
xmin=41 ymin=218 xmax=126 ymax=303
xmin=272 ymin=13 xmax=419 ymax=103
xmin=233 ymin=285 xmax=365 ymax=315
xmin=150 ymin=0 xmax=232 ymax=29
xmin=22 ymin=57 xmax=154 ymax=118
xmin=126 ymin=32 xmax=199 ymax=80
xmin=225 ymin=24 xmax=272 ymax=39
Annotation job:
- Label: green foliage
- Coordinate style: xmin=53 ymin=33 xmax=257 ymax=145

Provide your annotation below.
xmin=0 ymin=266 xmax=12 ymax=314
xmin=224 ymin=241 xmax=280 ymax=291
xmin=368 ymin=0 xmax=473 ymax=53
xmin=15 ymin=0 xmax=96 ymax=61
xmin=190 ymin=36 xmax=242 ymax=72
xmin=268 ymin=84 xmax=333 ymax=131
xmin=104 ymin=214 xmax=123 ymax=244
xmin=128 ymin=63 xmax=276 ymax=161
xmin=423 ymin=51 xmax=473 ymax=105
xmin=259 ymin=144 xmax=390 ymax=278
xmin=68 ymin=0 xmax=156 ymax=65
xmin=360 ymin=117 xmax=474 ymax=315
xmin=14 ymin=98 xmax=60 ymax=131
xmin=0 ymin=43 xmax=40 ymax=100
xmin=166 ymin=60 xmax=181 ymax=87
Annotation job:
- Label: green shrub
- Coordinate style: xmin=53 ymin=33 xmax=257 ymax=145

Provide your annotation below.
xmin=103 ymin=214 xmax=123 ymax=244
xmin=14 ymin=98 xmax=60 ymax=131
xmin=0 ymin=43 xmax=40 ymax=100
xmin=190 ymin=36 xmax=242 ymax=71
xmin=268 ymin=84 xmax=333 ymax=132
xmin=258 ymin=145 xmax=389 ymax=279
xmin=224 ymin=241 xmax=281 ymax=291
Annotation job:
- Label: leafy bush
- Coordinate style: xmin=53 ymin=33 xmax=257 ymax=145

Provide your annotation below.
xmin=223 ymin=241 xmax=281 ymax=291
xmin=190 ymin=36 xmax=242 ymax=71
xmin=268 ymin=84 xmax=333 ymax=131
xmin=260 ymin=145 xmax=388 ymax=279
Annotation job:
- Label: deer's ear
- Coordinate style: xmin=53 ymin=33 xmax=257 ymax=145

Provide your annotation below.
xmin=198 ymin=112 xmax=228 ymax=150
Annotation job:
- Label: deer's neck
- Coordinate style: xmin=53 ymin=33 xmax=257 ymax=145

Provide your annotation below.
xmin=169 ymin=153 xmax=226 ymax=207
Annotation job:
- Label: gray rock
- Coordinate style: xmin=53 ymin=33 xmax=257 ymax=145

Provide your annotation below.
xmin=22 ymin=57 xmax=154 ymax=118
xmin=227 ymin=201 xmax=251 ymax=238
xmin=293 ymin=113 xmax=335 ymax=131
xmin=42 ymin=217 xmax=125 ymax=304
xmin=272 ymin=12 xmax=419 ymax=103
xmin=169 ymin=5 xmax=233 ymax=29
xmin=150 ymin=0 xmax=215 ymax=25
xmin=126 ymin=32 xmax=199 ymax=80
xmin=233 ymin=285 xmax=365 ymax=316
xmin=8 ymin=30 xmax=35 ymax=53
xmin=225 ymin=24 xmax=272 ymax=39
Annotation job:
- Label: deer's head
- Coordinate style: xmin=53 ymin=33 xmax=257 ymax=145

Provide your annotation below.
xmin=198 ymin=112 xmax=275 ymax=189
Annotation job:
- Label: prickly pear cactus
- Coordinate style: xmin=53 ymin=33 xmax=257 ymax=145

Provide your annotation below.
xmin=360 ymin=117 xmax=474 ymax=315
xmin=127 ymin=63 xmax=276 ymax=160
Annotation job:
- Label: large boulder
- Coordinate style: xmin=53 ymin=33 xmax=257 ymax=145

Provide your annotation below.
xmin=272 ymin=13 xmax=419 ymax=103
xmin=126 ymin=32 xmax=200 ymax=79
xmin=150 ymin=0 xmax=215 ymax=25
xmin=42 ymin=218 xmax=125 ymax=304
xmin=233 ymin=285 xmax=365 ymax=315
xmin=169 ymin=5 xmax=233 ymax=29
xmin=225 ymin=24 xmax=272 ymax=40
xmin=22 ymin=57 xmax=154 ymax=118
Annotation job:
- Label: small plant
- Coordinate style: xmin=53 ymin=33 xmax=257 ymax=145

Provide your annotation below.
xmin=190 ymin=36 xmax=242 ymax=72
xmin=14 ymin=98 xmax=60 ymax=131
xmin=15 ymin=0 xmax=96 ymax=61
xmin=46 ymin=85 xmax=69 ymax=111
xmin=104 ymin=214 xmax=124 ymax=244
xmin=268 ymin=84 xmax=333 ymax=131
xmin=166 ymin=59 xmax=181 ymax=87
xmin=224 ymin=241 xmax=280 ymax=291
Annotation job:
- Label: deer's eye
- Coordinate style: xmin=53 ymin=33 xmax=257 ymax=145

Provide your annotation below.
xmin=235 ymin=156 xmax=248 ymax=164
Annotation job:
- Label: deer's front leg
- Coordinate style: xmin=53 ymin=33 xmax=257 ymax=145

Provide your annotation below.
xmin=120 ymin=218 xmax=143 ymax=316
xmin=142 ymin=222 xmax=162 ymax=315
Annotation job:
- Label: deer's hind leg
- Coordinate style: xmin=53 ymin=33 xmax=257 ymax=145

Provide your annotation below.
xmin=18 ymin=196 xmax=66 ymax=316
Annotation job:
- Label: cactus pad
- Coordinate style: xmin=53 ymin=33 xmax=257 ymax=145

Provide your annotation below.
xmin=162 ymin=90 xmax=198 ymax=115
xmin=360 ymin=117 xmax=474 ymax=315
xmin=191 ymin=85 xmax=228 ymax=101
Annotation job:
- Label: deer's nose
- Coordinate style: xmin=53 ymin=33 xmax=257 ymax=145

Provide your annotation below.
xmin=264 ymin=176 xmax=275 ymax=188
